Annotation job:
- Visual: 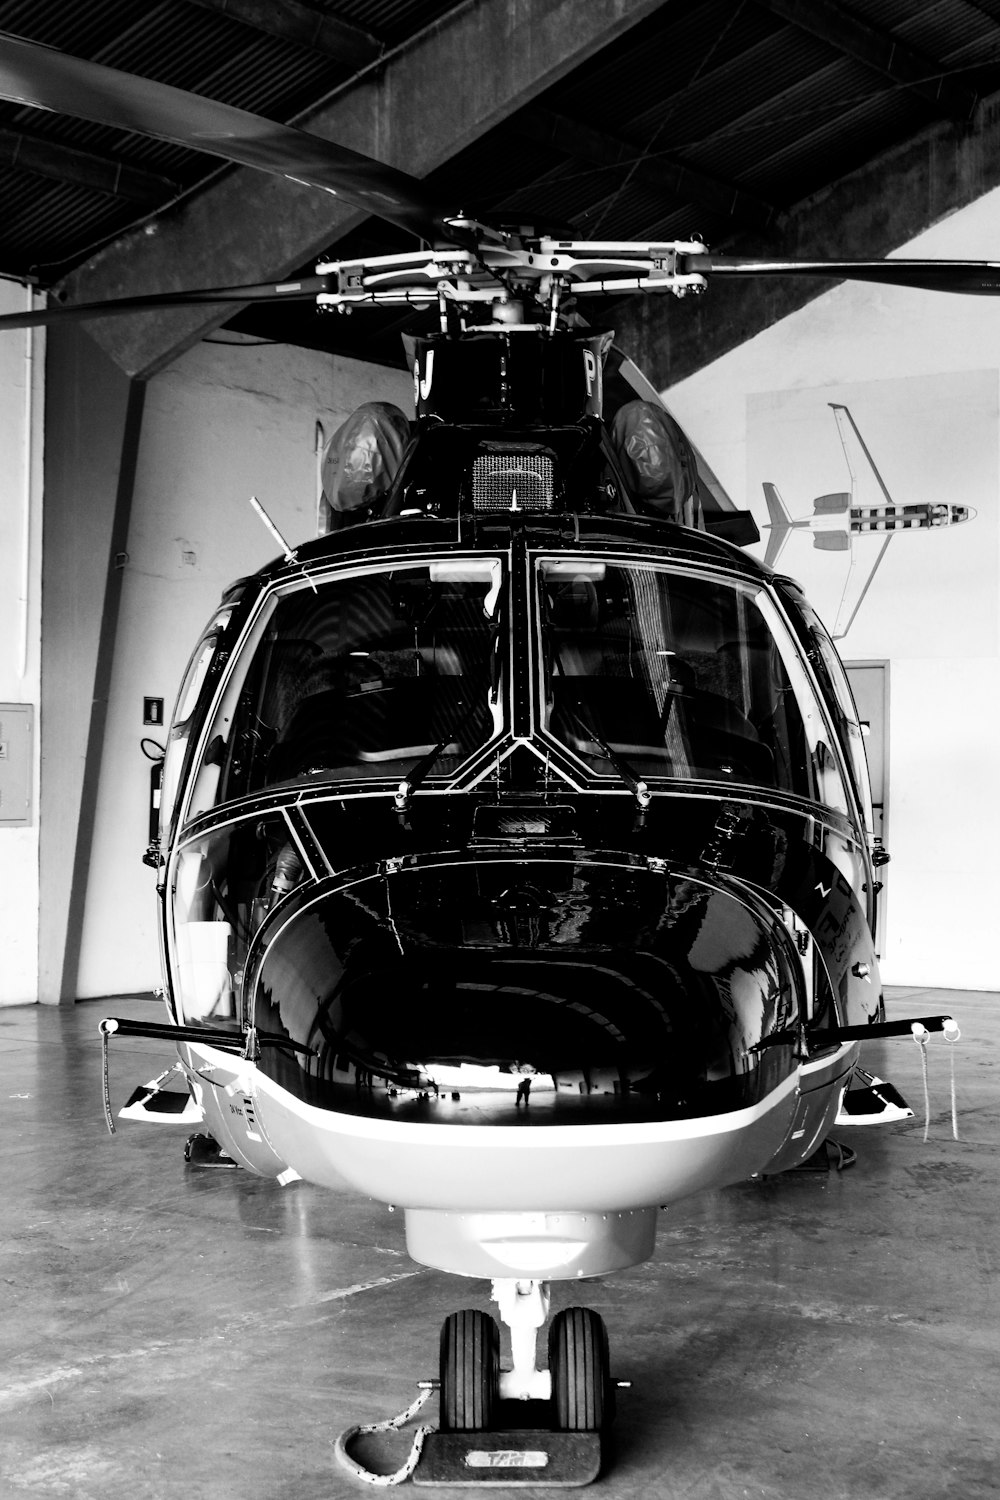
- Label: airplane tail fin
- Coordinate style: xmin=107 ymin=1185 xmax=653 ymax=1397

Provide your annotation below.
xmin=762 ymin=481 xmax=791 ymax=529
xmin=761 ymin=482 xmax=792 ymax=568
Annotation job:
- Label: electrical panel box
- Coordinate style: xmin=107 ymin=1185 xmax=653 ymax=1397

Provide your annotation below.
xmin=0 ymin=705 xmax=34 ymax=827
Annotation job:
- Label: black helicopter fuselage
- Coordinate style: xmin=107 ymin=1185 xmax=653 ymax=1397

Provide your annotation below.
xmin=151 ymin=456 xmax=882 ymax=1277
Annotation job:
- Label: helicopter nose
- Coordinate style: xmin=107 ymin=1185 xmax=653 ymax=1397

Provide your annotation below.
xmin=248 ymin=858 xmax=801 ymax=1133
xmin=244 ymin=861 xmax=806 ymax=1224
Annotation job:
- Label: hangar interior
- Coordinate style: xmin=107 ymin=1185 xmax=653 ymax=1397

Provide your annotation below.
xmin=1 ymin=3 xmax=998 ymax=1497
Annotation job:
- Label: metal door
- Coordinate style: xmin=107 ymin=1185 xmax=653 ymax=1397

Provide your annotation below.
xmin=845 ymin=662 xmax=888 ymax=953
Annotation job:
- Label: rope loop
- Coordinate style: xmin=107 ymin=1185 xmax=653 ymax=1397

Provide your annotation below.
xmin=334 ymin=1384 xmax=436 ymax=1486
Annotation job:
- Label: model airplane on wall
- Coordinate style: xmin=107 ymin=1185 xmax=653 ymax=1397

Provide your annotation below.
xmin=760 ymin=404 xmax=975 ymax=638
xmin=0 ymin=29 xmax=973 ymax=1486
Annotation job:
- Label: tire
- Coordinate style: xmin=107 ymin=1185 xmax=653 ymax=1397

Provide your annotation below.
xmin=548 ymin=1306 xmax=612 ymax=1432
xmin=439 ymin=1309 xmax=500 ymax=1432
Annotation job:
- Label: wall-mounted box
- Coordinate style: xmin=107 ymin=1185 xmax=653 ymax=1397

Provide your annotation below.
xmin=0 ymin=705 xmax=34 ymax=826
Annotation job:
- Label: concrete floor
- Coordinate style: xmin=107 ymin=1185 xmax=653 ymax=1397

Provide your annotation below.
xmin=0 ymin=988 xmax=996 ymax=1500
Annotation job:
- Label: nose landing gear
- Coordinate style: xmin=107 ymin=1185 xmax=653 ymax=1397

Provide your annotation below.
xmin=416 ymin=1280 xmax=619 ymax=1486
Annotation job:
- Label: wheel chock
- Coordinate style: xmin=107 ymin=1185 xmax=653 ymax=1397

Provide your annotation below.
xmin=414 ymin=1428 xmax=602 ymax=1487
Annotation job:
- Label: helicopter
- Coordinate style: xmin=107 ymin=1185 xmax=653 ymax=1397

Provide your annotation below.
xmin=0 ymin=30 xmax=976 ymax=1486
xmin=759 ymin=403 xmax=975 ymax=638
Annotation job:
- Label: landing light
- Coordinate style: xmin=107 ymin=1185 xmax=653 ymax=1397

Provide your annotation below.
xmin=482 ymin=1238 xmax=589 ymax=1273
xmin=428 ymin=560 xmax=498 ymax=583
xmin=540 ymin=560 xmax=607 ymax=580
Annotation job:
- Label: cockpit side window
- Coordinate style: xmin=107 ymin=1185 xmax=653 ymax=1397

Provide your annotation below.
xmin=189 ymin=559 xmax=504 ymax=814
xmin=536 ymin=558 xmax=850 ymax=814
xmin=169 ymin=814 xmax=303 ymax=1030
xmin=774 ymin=581 xmax=875 ymax=832
xmin=160 ymin=606 xmax=234 ymax=837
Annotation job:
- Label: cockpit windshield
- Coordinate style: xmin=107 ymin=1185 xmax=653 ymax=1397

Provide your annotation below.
xmin=536 ymin=557 xmax=850 ymax=812
xmin=181 ymin=549 xmax=852 ymax=823
xmin=191 ymin=558 xmax=504 ymax=811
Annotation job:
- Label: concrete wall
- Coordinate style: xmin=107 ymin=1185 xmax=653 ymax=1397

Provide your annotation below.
xmin=664 ymin=188 xmax=1000 ymax=990
xmin=0 ymin=281 xmax=44 ymax=1006
xmin=74 ymin=337 xmax=412 ymax=999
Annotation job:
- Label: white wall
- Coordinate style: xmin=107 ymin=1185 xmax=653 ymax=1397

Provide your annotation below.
xmin=0 ymin=280 xmax=44 ymax=1006
xmin=76 ymin=337 xmax=412 ymax=998
xmin=665 ymin=189 xmax=1000 ymax=990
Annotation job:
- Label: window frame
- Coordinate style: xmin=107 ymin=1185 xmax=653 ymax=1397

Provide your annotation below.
xmin=530 ymin=550 xmax=857 ymax=818
xmin=176 ymin=554 xmax=510 ymax=829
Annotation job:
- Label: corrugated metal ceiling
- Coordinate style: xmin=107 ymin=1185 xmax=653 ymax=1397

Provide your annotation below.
xmin=2 ymin=0 xmax=1000 ymax=365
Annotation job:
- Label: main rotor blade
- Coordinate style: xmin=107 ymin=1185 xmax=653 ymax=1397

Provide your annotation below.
xmin=0 ymin=32 xmax=442 ymax=238
xmin=685 ymin=254 xmax=1000 ymax=294
xmin=0 ymin=276 xmax=336 ymax=331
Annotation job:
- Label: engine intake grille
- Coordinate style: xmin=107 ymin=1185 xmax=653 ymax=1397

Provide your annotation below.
xmin=472 ymin=452 xmax=555 ymax=512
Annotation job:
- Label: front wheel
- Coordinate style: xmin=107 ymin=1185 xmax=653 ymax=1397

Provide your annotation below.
xmin=439 ymin=1309 xmax=500 ymax=1432
xmin=548 ymin=1306 xmax=613 ymax=1432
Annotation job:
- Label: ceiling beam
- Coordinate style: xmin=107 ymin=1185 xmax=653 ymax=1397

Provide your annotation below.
xmin=510 ymin=103 xmax=778 ymax=231
xmin=609 ymin=91 xmax=1000 ymax=389
xmin=62 ymin=0 xmax=671 ymax=378
xmin=0 ymin=125 xmax=179 ymax=203
xmin=184 ymin=0 xmax=382 ymax=70
xmin=757 ymin=0 xmax=978 ymax=121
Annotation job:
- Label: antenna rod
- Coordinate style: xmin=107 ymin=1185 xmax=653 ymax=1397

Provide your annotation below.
xmin=249 ymin=494 xmax=317 ymax=592
xmin=249 ymin=494 xmax=296 ymax=561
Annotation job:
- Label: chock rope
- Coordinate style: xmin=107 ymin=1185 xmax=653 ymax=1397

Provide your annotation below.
xmin=101 ymin=1019 xmax=118 ymax=1134
xmin=912 ymin=1022 xmax=931 ymax=1141
xmin=912 ymin=1019 xmax=961 ymax=1142
xmin=944 ymin=1017 xmax=961 ymax=1140
xmin=334 ymin=1383 xmax=436 ymax=1486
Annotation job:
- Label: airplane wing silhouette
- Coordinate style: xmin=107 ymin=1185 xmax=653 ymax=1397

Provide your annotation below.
xmin=828 ymin=404 xmax=895 ymax=638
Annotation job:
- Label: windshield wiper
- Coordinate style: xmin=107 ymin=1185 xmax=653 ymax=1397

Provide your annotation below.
xmin=393 ymin=730 xmax=462 ymax=811
xmin=566 ymin=701 xmax=652 ymax=811
xmin=394 ymin=585 xmax=507 ymax=813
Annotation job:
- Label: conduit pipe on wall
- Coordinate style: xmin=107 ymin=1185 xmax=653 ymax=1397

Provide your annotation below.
xmin=17 ymin=282 xmax=34 ymax=681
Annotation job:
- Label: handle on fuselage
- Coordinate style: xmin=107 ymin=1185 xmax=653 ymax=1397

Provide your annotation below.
xmin=750 ymin=1013 xmax=958 ymax=1055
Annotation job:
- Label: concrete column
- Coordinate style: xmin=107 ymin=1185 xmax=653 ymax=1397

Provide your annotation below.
xmin=0 ymin=281 xmax=44 ymax=1007
xmin=39 ymin=325 xmax=144 ymax=1003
